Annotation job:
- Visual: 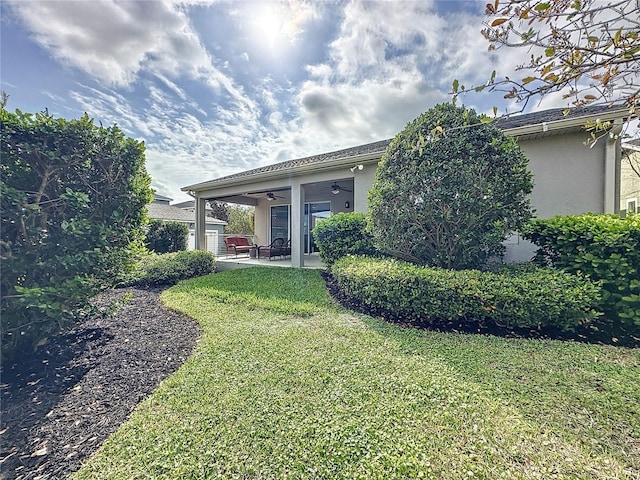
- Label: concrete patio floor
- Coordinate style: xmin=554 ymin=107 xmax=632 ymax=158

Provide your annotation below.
xmin=216 ymin=253 xmax=325 ymax=271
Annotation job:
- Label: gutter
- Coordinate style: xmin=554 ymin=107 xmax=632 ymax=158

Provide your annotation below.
xmin=501 ymin=106 xmax=633 ymax=138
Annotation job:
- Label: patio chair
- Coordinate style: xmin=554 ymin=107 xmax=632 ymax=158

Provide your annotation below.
xmin=257 ymin=238 xmax=288 ymax=260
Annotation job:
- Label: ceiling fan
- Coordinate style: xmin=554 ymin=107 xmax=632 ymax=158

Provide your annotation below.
xmin=330 ymin=182 xmax=352 ymax=195
xmin=266 ymin=192 xmax=286 ymax=201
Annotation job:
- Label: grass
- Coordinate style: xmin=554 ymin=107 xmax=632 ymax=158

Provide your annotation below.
xmin=74 ymin=267 xmax=639 ymax=479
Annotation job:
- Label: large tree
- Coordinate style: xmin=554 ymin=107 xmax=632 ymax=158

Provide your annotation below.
xmin=368 ymin=103 xmax=533 ymax=270
xmin=1 ymin=108 xmax=153 ymax=360
xmin=226 ymin=205 xmax=255 ymax=235
xmin=476 ymin=0 xmax=639 ymax=110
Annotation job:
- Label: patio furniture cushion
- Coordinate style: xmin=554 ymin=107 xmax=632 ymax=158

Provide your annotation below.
xmin=224 ymin=236 xmax=253 ymax=257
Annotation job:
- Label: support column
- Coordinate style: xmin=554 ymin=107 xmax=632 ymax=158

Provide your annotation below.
xmin=195 ymin=196 xmax=206 ymax=251
xmin=290 ymin=181 xmax=305 ymax=268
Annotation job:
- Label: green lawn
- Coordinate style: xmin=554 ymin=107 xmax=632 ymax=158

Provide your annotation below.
xmin=74 ymin=267 xmax=639 ymax=479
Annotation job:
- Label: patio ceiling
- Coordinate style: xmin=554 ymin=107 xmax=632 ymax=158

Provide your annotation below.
xmin=206 ymin=178 xmax=355 ymax=205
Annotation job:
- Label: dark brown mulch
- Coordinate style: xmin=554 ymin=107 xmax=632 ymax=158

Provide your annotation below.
xmin=0 ymin=287 xmax=201 ymax=480
xmin=321 ymin=271 xmax=640 ymax=348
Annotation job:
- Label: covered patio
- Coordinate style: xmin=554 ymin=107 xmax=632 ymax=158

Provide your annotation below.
xmin=183 ymin=140 xmax=388 ymax=268
xmin=216 ymin=252 xmax=325 ymax=271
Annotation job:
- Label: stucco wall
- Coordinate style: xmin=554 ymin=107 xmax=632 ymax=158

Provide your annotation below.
xmin=518 ymin=132 xmax=606 ymax=217
xmin=621 ymin=150 xmax=640 ymax=214
xmin=354 ymin=164 xmax=377 ymax=213
xmin=502 ymin=132 xmax=608 ymax=262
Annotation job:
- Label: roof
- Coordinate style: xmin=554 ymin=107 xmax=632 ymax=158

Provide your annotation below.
xmin=146 ymin=203 xmax=227 ymax=225
xmin=172 ymin=200 xmax=213 ymax=210
xmin=153 ymin=193 xmax=173 ymax=202
xmin=188 ymin=139 xmax=391 ymax=188
xmin=184 ymin=104 xmax=635 ymax=192
xmin=494 ymin=104 xmax=629 ymax=129
xmin=623 ymin=138 xmax=640 ymax=152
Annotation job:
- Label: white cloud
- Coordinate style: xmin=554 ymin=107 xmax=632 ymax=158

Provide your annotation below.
xmin=7 ymin=0 xmax=583 ymax=203
xmin=7 ymin=0 xmax=245 ymax=105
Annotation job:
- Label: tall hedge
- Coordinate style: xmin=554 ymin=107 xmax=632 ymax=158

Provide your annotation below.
xmin=368 ymin=103 xmax=533 ymax=270
xmin=523 ymin=214 xmax=640 ymax=326
xmin=1 ymin=108 xmax=153 ymax=360
xmin=145 ymin=219 xmax=188 ymax=253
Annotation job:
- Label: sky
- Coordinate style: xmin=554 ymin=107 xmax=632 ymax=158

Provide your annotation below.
xmin=1 ymin=0 xmax=635 ymax=203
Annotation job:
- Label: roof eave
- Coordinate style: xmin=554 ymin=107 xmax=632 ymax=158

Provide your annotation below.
xmin=182 ymin=150 xmax=384 ymax=192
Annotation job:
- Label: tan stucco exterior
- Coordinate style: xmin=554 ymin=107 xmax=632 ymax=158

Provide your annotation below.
xmin=621 ymin=146 xmax=640 ymax=215
xmin=185 ymin=107 xmax=634 ymax=267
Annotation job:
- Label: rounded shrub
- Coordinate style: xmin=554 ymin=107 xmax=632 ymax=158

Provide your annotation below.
xmin=145 ymin=219 xmax=189 ymax=253
xmin=312 ymin=212 xmax=378 ymax=266
xmin=331 ymin=256 xmax=601 ymax=331
xmin=368 ymin=102 xmax=533 ymax=270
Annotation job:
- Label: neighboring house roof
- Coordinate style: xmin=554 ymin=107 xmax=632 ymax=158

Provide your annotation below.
xmin=153 ymin=193 xmax=173 ymax=203
xmin=623 ymin=138 xmax=640 ymax=152
xmin=183 ymin=104 xmax=635 ymax=192
xmin=172 ymin=200 xmax=213 ymax=211
xmin=146 ymin=203 xmax=227 ymax=225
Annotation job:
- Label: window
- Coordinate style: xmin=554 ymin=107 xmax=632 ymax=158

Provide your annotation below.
xmin=627 ymin=198 xmax=638 ymax=214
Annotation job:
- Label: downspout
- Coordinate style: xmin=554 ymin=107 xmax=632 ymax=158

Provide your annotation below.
xmin=604 ymin=120 xmax=623 ymax=214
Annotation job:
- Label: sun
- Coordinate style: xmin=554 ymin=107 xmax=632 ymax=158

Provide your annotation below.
xmin=255 ymin=4 xmax=285 ymax=48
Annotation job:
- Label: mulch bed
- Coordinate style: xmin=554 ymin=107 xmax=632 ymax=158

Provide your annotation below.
xmin=0 ymin=287 xmax=201 ymax=480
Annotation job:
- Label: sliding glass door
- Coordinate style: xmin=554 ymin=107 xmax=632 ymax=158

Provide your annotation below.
xmin=304 ymin=202 xmax=331 ymax=253
xmin=270 ymin=202 xmax=330 ymax=253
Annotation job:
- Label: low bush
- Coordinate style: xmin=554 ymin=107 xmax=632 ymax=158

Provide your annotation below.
xmin=312 ymin=212 xmax=378 ymax=265
xmin=331 ymin=256 xmax=601 ymax=331
xmin=122 ymin=250 xmax=216 ymax=287
xmin=144 ymin=220 xmax=188 ymax=253
xmin=522 ymin=214 xmax=640 ymax=326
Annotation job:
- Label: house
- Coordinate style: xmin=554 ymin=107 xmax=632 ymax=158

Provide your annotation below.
xmin=621 ymin=139 xmax=640 ymax=216
xmin=183 ymin=105 xmax=636 ymax=267
xmin=146 ymin=194 xmax=227 ymax=251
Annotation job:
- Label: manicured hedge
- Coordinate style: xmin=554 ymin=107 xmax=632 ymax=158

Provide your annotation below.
xmin=331 ymin=256 xmax=601 ymax=331
xmin=145 ymin=219 xmax=188 ymax=253
xmin=312 ymin=212 xmax=378 ymax=265
xmin=121 ymin=250 xmax=216 ymax=287
xmin=522 ymin=214 xmax=640 ymax=325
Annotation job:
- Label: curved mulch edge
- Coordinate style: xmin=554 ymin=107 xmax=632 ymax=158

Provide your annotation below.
xmin=0 ymin=287 xmax=201 ymax=480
